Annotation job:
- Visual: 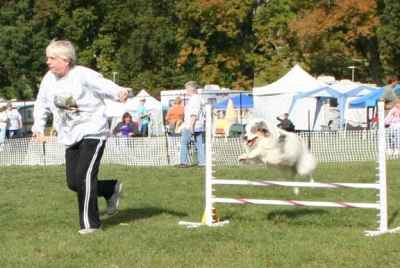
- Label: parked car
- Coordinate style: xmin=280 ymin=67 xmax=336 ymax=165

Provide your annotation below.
xmin=17 ymin=104 xmax=53 ymax=137
xmin=17 ymin=104 xmax=34 ymax=136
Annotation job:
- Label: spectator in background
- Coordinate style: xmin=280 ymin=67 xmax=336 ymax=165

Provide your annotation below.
xmin=113 ymin=112 xmax=138 ymax=137
xmin=370 ymin=114 xmax=379 ymax=129
xmin=214 ymin=110 xmax=227 ymax=136
xmin=179 ymin=81 xmax=205 ymax=168
xmin=137 ymin=97 xmax=150 ymax=137
xmin=384 ymin=98 xmax=400 ymax=156
xmin=6 ymin=103 xmax=23 ymax=138
xmin=383 ymin=77 xmax=399 ymax=112
xmin=276 ymin=113 xmax=295 ymax=132
xmin=240 ymin=108 xmax=252 ymax=126
xmin=165 ymin=96 xmax=184 ymax=136
xmin=0 ymin=103 xmax=8 ymax=146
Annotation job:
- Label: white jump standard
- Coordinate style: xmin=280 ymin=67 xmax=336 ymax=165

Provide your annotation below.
xmin=180 ymin=101 xmax=398 ymax=236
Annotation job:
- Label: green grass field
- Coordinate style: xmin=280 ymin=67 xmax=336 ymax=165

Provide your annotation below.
xmin=1 ymin=162 xmax=400 ymax=268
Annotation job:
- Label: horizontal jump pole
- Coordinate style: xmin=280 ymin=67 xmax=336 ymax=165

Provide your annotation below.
xmin=213 ymin=197 xmax=380 ymax=209
xmin=212 ymin=179 xmax=380 ymax=189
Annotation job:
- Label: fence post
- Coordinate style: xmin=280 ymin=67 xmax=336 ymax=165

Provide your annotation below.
xmin=42 ymin=141 xmax=46 ymax=166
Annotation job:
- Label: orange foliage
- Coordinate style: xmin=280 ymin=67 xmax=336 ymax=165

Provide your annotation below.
xmin=176 ymin=0 xmax=254 ymax=89
xmin=177 ymin=45 xmax=193 ymax=67
xmin=198 ymin=0 xmax=225 ymax=8
xmin=291 ymin=0 xmax=379 ymax=42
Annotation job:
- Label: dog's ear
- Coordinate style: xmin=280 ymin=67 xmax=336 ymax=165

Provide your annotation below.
xmin=254 ymin=120 xmax=269 ymax=134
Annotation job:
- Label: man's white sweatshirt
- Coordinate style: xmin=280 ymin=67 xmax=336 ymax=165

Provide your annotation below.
xmin=33 ymin=66 xmax=123 ymax=146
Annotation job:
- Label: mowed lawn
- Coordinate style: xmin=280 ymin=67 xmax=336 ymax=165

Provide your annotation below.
xmin=1 ymin=162 xmax=400 ymax=268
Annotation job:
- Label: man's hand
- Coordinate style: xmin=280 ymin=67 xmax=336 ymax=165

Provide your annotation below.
xmin=119 ymin=87 xmax=131 ymax=103
xmin=190 ymin=115 xmax=197 ymax=133
xmin=32 ymin=132 xmax=46 ymax=143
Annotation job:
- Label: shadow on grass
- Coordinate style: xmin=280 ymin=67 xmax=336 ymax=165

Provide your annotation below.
xmin=266 ymin=208 xmax=328 ymax=221
xmin=389 ymin=209 xmax=400 ymax=226
xmin=101 ymin=207 xmax=187 ymax=228
xmin=220 ymin=208 xmax=328 ymax=223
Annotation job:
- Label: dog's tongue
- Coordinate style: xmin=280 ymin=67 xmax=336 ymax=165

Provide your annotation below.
xmin=247 ymin=137 xmax=257 ymax=146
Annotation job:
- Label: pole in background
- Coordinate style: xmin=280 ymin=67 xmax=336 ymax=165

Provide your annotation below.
xmin=347 ymin=66 xmax=356 ymax=81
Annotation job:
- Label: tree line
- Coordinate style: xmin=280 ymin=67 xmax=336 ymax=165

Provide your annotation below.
xmin=0 ymin=0 xmax=399 ymax=100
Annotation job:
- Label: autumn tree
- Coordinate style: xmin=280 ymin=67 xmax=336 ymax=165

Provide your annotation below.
xmin=2 ymin=0 xmax=400 ymax=100
xmin=378 ymin=0 xmax=400 ymax=79
xmin=253 ymin=0 xmax=300 ymax=86
xmin=176 ymin=0 xmax=255 ymax=90
xmin=290 ymin=0 xmax=382 ymax=83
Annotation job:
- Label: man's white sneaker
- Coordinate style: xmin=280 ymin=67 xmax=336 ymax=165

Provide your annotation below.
xmin=78 ymin=228 xmax=100 ymax=235
xmin=107 ymin=182 xmax=123 ymax=215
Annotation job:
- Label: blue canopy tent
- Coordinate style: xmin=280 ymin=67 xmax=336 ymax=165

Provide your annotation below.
xmin=288 ymin=85 xmax=377 ymax=129
xmin=349 ymin=88 xmax=384 ymax=108
xmin=213 ymin=94 xmax=253 ymax=110
xmin=349 ymin=88 xmax=384 ymax=129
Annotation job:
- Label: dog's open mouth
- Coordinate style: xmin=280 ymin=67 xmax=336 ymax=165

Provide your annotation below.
xmin=247 ymin=137 xmax=258 ymax=147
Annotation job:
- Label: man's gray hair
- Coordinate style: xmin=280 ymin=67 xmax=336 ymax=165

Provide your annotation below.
xmin=184 ymin=81 xmax=200 ymax=90
xmin=46 ymin=40 xmax=76 ymax=67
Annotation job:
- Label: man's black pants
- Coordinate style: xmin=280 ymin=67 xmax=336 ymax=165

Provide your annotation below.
xmin=65 ymin=139 xmax=116 ymax=229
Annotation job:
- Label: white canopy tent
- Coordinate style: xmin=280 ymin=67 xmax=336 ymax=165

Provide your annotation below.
xmin=253 ymin=65 xmax=378 ymax=130
xmin=104 ymin=98 xmax=134 ymax=117
xmin=128 ymin=89 xmax=162 ymax=111
xmin=254 ymin=64 xmax=326 ymax=95
xmin=253 ymin=64 xmax=327 ymax=130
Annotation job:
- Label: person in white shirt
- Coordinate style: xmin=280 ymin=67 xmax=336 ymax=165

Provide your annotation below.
xmin=32 ymin=40 xmax=129 ymax=234
xmin=5 ymin=103 xmax=23 ymax=138
xmin=179 ymin=81 xmax=205 ymax=167
xmin=0 ymin=103 xmax=8 ymax=144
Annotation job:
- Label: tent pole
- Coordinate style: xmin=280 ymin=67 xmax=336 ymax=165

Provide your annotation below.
xmin=307 ymin=110 xmax=311 ymax=150
xmin=164 ymin=125 xmax=171 ymax=165
xmin=367 ymin=107 xmax=371 ymax=130
xmin=239 ymin=92 xmax=242 ymax=125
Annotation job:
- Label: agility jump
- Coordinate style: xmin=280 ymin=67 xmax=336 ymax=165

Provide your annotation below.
xmin=181 ymin=101 xmax=398 ymax=236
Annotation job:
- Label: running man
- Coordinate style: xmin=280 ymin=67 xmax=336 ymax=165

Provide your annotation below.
xmin=32 ymin=40 xmax=129 ymax=234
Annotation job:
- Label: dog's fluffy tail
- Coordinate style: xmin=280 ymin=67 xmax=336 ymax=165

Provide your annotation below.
xmin=296 ymin=146 xmax=317 ymax=176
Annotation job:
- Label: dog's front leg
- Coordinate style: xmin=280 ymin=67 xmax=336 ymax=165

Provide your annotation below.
xmin=247 ymin=147 xmax=264 ymax=160
xmin=239 ymin=147 xmax=263 ymax=163
xmin=239 ymin=145 xmax=254 ymax=162
xmin=239 ymin=153 xmax=249 ymax=162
